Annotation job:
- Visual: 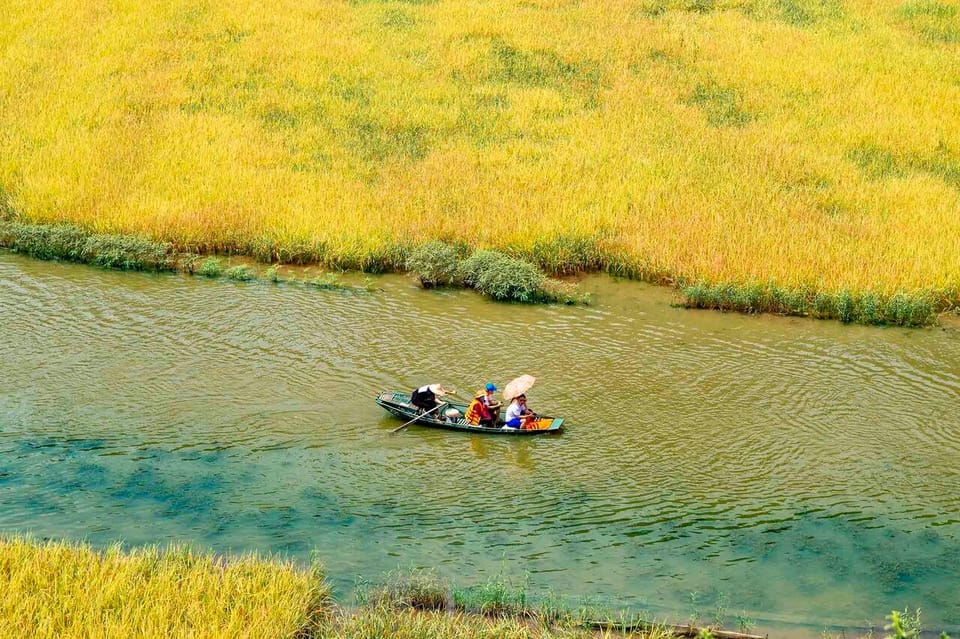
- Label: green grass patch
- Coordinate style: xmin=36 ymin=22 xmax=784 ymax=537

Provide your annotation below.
xmin=347 ymin=118 xmax=433 ymax=164
xmin=680 ymin=280 xmax=937 ymax=326
xmin=453 ymin=574 xmax=529 ymax=616
xmin=899 ymin=0 xmax=960 ymax=43
xmin=405 ymin=240 xmax=468 ymax=287
xmin=404 ymin=242 xmax=588 ymax=304
xmin=0 ymin=222 xmax=174 ymax=271
xmin=363 ymin=570 xmax=450 ymax=610
xmin=225 ymin=265 xmax=254 ymax=281
xmin=459 ymin=249 xmax=549 ymax=302
xmin=848 ymin=143 xmax=907 ymax=179
xmin=686 ymin=80 xmax=753 ymax=128
xmin=460 ymin=37 xmax=603 ymax=107
xmin=740 ymin=0 xmax=845 ymax=27
xmin=197 ymin=257 xmax=223 ymax=278
xmin=849 ymin=141 xmax=960 ymax=188
xmin=306 ymin=272 xmax=349 ymax=290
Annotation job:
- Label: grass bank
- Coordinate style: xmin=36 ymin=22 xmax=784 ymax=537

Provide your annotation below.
xmin=1 ymin=0 xmax=959 ymax=320
xmin=0 ymin=218 xmax=948 ymax=324
xmin=0 ymin=536 xmax=668 ymax=639
xmin=0 ymin=537 xmax=953 ymax=639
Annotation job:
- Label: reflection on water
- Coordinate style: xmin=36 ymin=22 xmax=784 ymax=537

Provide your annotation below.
xmin=1 ymin=252 xmax=959 ymax=634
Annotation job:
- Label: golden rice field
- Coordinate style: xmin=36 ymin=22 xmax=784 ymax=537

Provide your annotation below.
xmin=1 ymin=0 xmax=959 ymax=296
xmin=0 ymin=536 xmax=327 ymax=638
xmin=0 ymin=536 xmax=664 ymax=639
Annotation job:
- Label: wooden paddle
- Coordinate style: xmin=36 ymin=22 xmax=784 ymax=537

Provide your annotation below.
xmin=390 ymin=402 xmax=445 ymax=434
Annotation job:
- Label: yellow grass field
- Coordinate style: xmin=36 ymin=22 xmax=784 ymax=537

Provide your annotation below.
xmin=0 ymin=537 xmax=327 ymax=638
xmin=1 ymin=0 xmax=958 ymax=296
xmin=0 ymin=536 xmax=665 ymax=638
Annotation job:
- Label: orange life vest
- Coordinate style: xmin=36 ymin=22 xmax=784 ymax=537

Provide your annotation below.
xmin=465 ymin=397 xmax=490 ymax=425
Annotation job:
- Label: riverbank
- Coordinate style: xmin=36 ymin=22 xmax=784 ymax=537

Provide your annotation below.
xmin=3 ymin=0 xmax=959 ymax=325
xmin=0 ymin=219 xmax=949 ymax=326
xmin=3 ymin=537 xmax=949 ymax=639
xmin=0 ymin=536 xmax=687 ymax=639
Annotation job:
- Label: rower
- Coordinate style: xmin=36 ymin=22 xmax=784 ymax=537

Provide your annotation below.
xmin=409 ymin=384 xmax=448 ymax=414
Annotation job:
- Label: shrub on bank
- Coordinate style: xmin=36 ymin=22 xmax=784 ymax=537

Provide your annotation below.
xmin=0 ymin=222 xmax=173 ymax=271
xmin=197 ymin=257 xmax=223 ymax=278
xmin=406 ymin=240 xmax=466 ymax=288
xmin=459 ymin=250 xmax=549 ymax=302
xmin=83 ymin=234 xmax=173 ymax=271
xmin=406 ymin=243 xmax=585 ymax=304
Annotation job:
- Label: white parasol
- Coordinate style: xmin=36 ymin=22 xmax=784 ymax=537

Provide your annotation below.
xmin=503 ymin=374 xmax=536 ymax=402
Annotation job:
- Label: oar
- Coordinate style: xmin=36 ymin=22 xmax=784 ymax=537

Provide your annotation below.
xmin=391 ymin=402 xmax=445 ymax=434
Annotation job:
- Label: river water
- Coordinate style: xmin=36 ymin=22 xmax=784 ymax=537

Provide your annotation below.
xmin=1 ymin=252 xmax=958 ymax=634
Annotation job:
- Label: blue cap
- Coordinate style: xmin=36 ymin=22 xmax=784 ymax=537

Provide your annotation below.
xmin=485 ymin=383 xmax=497 ymax=392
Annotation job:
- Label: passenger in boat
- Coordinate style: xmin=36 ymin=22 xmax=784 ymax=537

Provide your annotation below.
xmin=465 ymin=392 xmax=494 ymax=427
xmin=503 ymin=394 xmax=533 ymax=429
xmin=410 ymin=384 xmax=448 ymax=414
xmin=481 ymin=382 xmax=501 ymax=426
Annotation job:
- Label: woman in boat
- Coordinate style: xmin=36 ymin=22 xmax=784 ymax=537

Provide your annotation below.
xmin=503 ymin=394 xmax=533 ymax=429
xmin=410 ymin=384 xmax=448 ymax=414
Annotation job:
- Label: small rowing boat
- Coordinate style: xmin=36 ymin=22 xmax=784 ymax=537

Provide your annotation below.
xmin=376 ymin=391 xmax=564 ymax=435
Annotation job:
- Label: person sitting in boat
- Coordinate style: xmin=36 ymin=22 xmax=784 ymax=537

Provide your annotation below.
xmin=410 ymin=384 xmax=448 ymax=414
xmin=465 ymin=390 xmax=495 ymax=428
xmin=481 ymin=382 xmax=501 ymax=425
xmin=503 ymin=394 xmax=534 ymax=429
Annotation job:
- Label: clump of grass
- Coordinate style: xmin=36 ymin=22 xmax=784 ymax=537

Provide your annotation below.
xmin=1 ymin=222 xmax=87 ymax=261
xmin=459 ymin=250 xmax=550 ymax=303
xmin=526 ymin=234 xmax=604 ymax=276
xmin=0 ymin=535 xmax=330 ymax=639
xmin=82 ymin=234 xmax=173 ymax=271
xmin=0 ymin=222 xmax=173 ymax=271
xmin=686 ymin=80 xmax=752 ymax=128
xmin=680 ymin=281 xmax=936 ymax=326
xmin=405 ymin=240 xmax=466 ymax=288
xmin=886 ymin=608 xmax=923 ymax=639
xmin=453 ymin=574 xmax=529 ymax=616
xmin=307 ymin=272 xmax=347 ymax=290
xmin=367 ymin=570 xmax=450 ymax=611
xmin=848 ymin=143 xmax=906 ymax=179
xmin=274 ymin=240 xmax=328 ymax=266
xmin=197 ymin=257 xmax=223 ymax=278
xmin=225 ymin=264 xmax=254 ymax=281
xmin=264 ymin=265 xmax=282 ymax=282
xmin=483 ymin=38 xmax=603 ymax=106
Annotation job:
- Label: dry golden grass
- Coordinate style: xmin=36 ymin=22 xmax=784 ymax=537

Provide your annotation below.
xmin=0 ymin=537 xmax=676 ymax=639
xmin=0 ymin=536 xmax=327 ymax=639
xmin=1 ymin=0 xmax=958 ymax=295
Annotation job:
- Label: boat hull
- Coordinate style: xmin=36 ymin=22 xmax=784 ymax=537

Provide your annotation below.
xmin=376 ymin=391 xmax=563 ymax=435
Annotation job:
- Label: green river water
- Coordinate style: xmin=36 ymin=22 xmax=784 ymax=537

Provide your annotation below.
xmin=1 ymin=252 xmax=959 ymax=635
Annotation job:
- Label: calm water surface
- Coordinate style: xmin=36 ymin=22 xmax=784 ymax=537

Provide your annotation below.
xmin=1 ymin=252 xmax=959 ymax=634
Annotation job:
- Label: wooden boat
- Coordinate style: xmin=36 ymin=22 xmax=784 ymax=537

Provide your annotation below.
xmin=376 ymin=391 xmax=564 ymax=435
